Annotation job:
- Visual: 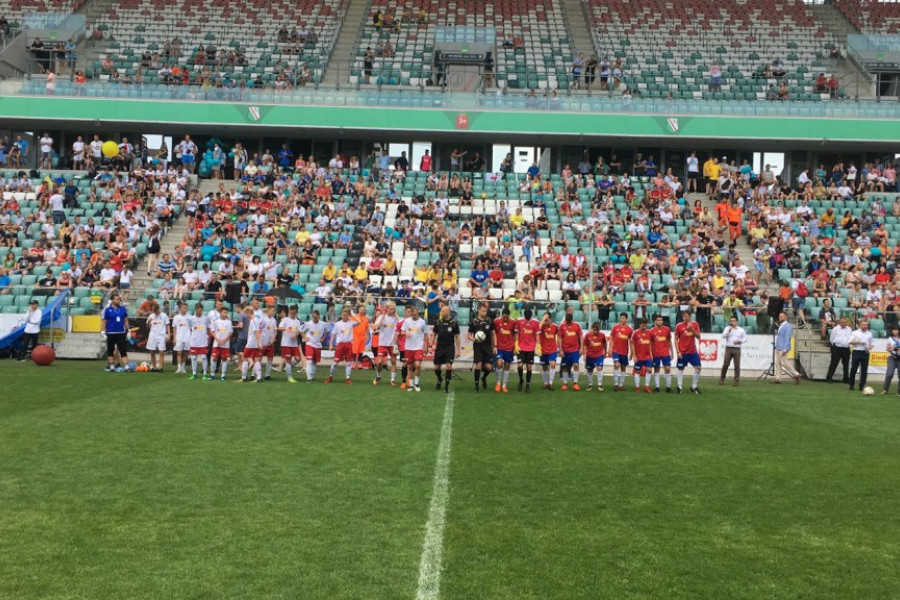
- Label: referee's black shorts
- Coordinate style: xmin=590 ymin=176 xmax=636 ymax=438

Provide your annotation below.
xmin=106 ymin=332 xmax=128 ymax=357
xmin=518 ymin=350 xmax=535 ymax=365
xmin=473 ymin=343 xmax=493 ymax=365
xmin=434 ymin=345 xmax=456 ymax=365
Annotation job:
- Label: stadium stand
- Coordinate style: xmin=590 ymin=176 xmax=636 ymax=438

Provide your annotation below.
xmin=350 ymin=0 xmax=575 ymax=89
xmin=88 ymin=0 xmax=346 ymax=87
xmin=0 ymin=140 xmax=189 ymax=316
xmin=833 ymin=0 xmax=900 ymax=33
xmin=586 ymin=0 xmax=841 ymax=100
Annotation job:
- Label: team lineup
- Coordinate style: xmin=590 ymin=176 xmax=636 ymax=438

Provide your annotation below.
xmin=102 ymin=293 xmax=709 ymax=394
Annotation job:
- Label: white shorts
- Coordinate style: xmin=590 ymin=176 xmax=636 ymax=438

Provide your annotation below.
xmin=173 ymin=340 xmax=190 ymax=352
xmin=146 ymin=336 xmax=167 ymax=352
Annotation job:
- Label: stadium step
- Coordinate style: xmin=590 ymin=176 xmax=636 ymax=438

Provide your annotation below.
xmin=559 ymin=0 xmax=595 ymax=58
xmin=320 ymin=0 xmax=372 ymax=88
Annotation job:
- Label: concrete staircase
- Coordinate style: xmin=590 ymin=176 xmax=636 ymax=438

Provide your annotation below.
xmin=808 ymin=3 xmax=874 ymax=100
xmin=128 ymin=216 xmax=190 ymax=307
xmin=320 ymin=0 xmax=372 ymax=88
xmin=560 ymin=0 xmax=596 ymax=58
xmin=56 ymin=332 xmax=105 ymax=359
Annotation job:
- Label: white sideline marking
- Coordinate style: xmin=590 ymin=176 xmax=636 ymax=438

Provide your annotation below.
xmin=415 ymin=391 xmax=455 ymax=600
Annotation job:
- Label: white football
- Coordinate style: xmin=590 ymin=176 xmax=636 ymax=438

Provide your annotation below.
xmin=862 ymin=386 xmax=874 ymax=396
xmin=474 ymin=331 xmax=487 ymax=343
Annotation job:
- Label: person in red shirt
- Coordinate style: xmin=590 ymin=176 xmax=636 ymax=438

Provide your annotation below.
xmin=630 ymin=319 xmax=655 ymax=393
xmin=609 ymin=312 xmax=633 ymax=391
xmin=419 ymin=149 xmax=432 ymax=172
xmin=516 ymin=308 xmax=540 ymax=393
xmin=674 ymin=310 xmax=703 ymax=394
xmin=539 ymin=312 xmax=559 ymax=390
xmin=557 ymin=311 xmax=583 ymax=391
xmin=650 ymin=314 xmax=676 ymax=393
xmin=582 ymin=321 xmax=608 ymax=391
xmin=493 ymin=308 xmax=518 ymax=392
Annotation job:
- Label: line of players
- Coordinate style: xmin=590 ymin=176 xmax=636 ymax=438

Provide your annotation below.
xmin=467 ymin=305 xmax=705 ymax=394
xmin=144 ymin=299 xmax=704 ymax=393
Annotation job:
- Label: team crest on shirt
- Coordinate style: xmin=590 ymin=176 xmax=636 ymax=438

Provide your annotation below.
xmin=699 ymin=340 xmax=718 ymax=361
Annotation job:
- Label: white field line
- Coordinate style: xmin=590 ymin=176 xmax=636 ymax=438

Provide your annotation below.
xmin=415 ymin=391 xmax=455 ymax=600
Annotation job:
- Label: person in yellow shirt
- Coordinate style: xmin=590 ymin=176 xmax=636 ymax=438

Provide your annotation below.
xmin=354 ymin=262 xmax=369 ymax=284
xmin=711 ymin=270 xmax=726 ymax=291
xmin=382 ymin=252 xmax=398 ymax=276
xmin=321 ymin=259 xmax=336 ymax=283
xmin=510 ymin=207 xmax=526 ymax=228
xmin=424 ymin=264 xmax=441 ymax=286
xmin=295 ymin=229 xmax=310 ymax=245
xmin=703 ymin=156 xmax=720 ymax=198
xmin=628 ymin=249 xmax=646 ymax=270
xmin=442 ymin=268 xmax=458 ymax=291
xmin=414 ymin=264 xmax=430 ymax=284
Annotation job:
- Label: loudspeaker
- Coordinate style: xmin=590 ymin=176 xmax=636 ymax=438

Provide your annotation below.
xmin=767 ymin=297 xmax=785 ymax=318
xmin=224 ymin=282 xmax=243 ymax=305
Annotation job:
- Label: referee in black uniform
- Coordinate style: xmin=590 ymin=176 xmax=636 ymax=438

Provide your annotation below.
xmin=431 ymin=305 xmax=460 ymax=393
xmin=467 ymin=301 xmax=494 ymax=392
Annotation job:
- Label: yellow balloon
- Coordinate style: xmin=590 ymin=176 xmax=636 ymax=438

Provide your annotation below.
xmin=101 ymin=141 xmax=119 ymax=158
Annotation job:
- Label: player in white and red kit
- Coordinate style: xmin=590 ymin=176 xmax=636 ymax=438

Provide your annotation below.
xmin=493 ymin=308 xmax=518 ymax=392
xmin=278 ymin=305 xmax=303 ymax=383
xmin=171 ymin=302 xmax=192 ymax=374
xmin=516 ymin=308 xmax=540 ymax=392
xmin=630 ymin=319 xmax=655 ymax=393
xmin=582 ymin=321 xmax=608 ymax=391
xmin=188 ymin=303 xmax=210 ymax=379
xmin=401 ymin=305 xmax=427 ymax=391
xmin=210 ymin=306 xmax=233 ymax=380
xmin=327 ymin=306 xmax=360 ymax=384
xmin=240 ymin=306 xmax=264 ymax=383
xmin=539 ymin=312 xmax=559 ymax=389
xmin=609 ymin=312 xmax=634 ymax=391
xmin=650 ymin=314 xmax=675 ymax=393
xmin=301 ymin=309 xmax=327 ymax=382
xmin=674 ymin=310 xmax=703 ymax=394
xmin=557 ymin=312 xmax=583 ymax=391
xmin=372 ymin=302 xmax=399 ymax=386
xmin=260 ymin=304 xmax=278 ymax=379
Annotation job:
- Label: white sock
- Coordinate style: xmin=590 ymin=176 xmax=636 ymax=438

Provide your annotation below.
xmin=549 ymin=370 xmax=555 ymax=384
xmin=241 ymin=362 xmax=249 ymax=379
xmin=390 ymin=370 xmax=396 ymax=382
xmin=285 ymin=362 xmax=292 ymax=379
xmin=220 ymin=361 xmax=227 ymax=376
xmin=266 ymin=360 xmax=272 ymax=377
xmin=251 ymin=362 xmax=260 ymax=380
xmin=634 ymin=374 xmax=641 ymax=388
xmin=330 ymin=363 xmax=337 ymax=376
xmin=692 ymin=369 xmax=700 ymax=388
xmin=665 ymin=373 xmax=671 ymax=388
xmin=571 ymin=370 xmax=579 ymax=384
xmin=191 ymin=356 xmax=197 ymax=375
xmin=307 ymin=362 xmax=315 ymax=380
xmin=645 ymin=372 xmax=652 ymax=387
xmin=597 ymin=371 xmax=604 ymax=387
xmin=677 ymin=370 xmax=684 ymax=388
xmin=345 ymin=363 xmax=352 ymax=379
xmin=654 ymin=372 xmax=660 ymax=388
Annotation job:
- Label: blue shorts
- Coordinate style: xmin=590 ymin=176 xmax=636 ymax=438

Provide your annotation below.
xmin=612 ymin=352 xmax=629 ymax=367
xmin=677 ymin=352 xmax=702 ymax=368
xmin=182 ymin=154 xmax=195 ymax=164
xmin=585 ymin=355 xmax=604 ymax=370
xmin=540 ymin=352 xmax=558 ymax=366
xmin=633 ymin=359 xmax=653 ymax=372
xmin=496 ymin=349 xmax=514 ymax=364
xmin=561 ymin=351 xmax=580 ymax=367
xmin=652 ymin=356 xmax=672 ymax=368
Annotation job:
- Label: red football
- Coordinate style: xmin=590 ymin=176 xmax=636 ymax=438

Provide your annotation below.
xmin=31 ymin=345 xmax=56 ymax=366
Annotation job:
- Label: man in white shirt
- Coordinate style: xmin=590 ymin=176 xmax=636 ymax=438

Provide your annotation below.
xmin=848 ymin=320 xmax=874 ymax=392
xmin=188 ymin=303 xmax=210 ymax=379
xmin=39 ymin=133 xmax=53 ymax=169
xmin=719 ymin=316 xmax=747 ymax=386
xmin=686 ymin=151 xmax=700 ymax=193
xmin=20 ymin=299 xmax=43 ymax=361
xmin=146 ymin=304 xmax=171 ymax=372
xmin=71 ymin=136 xmax=86 ymax=170
xmin=49 ymin=188 xmax=66 ymax=224
xmin=171 ymin=303 xmax=192 ymax=374
xmin=278 ymin=305 xmax=304 ymax=383
xmin=825 ymin=317 xmax=852 ymax=384
xmin=401 ymin=305 xmax=428 ymax=392
xmin=210 ymin=306 xmax=233 ymax=380
xmin=302 ymin=309 xmax=327 ymax=382
xmin=326 ymin=306 xmax=359 ymax=384
xmin=99 ymin=262 xmax=118 ymax=289
xmin=240 ymin=306 xmax=264 ymax=383
xmin=89 ymin=134 xmax=103 ymax=167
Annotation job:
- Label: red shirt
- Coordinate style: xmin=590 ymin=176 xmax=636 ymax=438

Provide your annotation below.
xmin=493 ymin=317 xmax=517 ymax=351
xmin=650 ymin=325 xmax=672 ymax=357
xmin=539 ymin=323 xmax=558 ymax=354
xmin=420 ymin=155 xmax=432 ymax=171
xmin=558 ymin=321 xmax=583 ymax=353
xmin=631 ymin=328 xmax=654 ymax=361
xmin=583 ymin=331 xmax=607 ymax=358
xmin=517 ymin=318 xmax=540 ymax=352
xmin=610 ymin=323 xmax=633 ymax=355
xmin=675 ymin=321 xmax=701 ymax=354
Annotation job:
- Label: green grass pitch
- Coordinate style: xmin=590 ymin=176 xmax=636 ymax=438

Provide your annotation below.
xmin=1 ymin=360 xmax=899 ymax=599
